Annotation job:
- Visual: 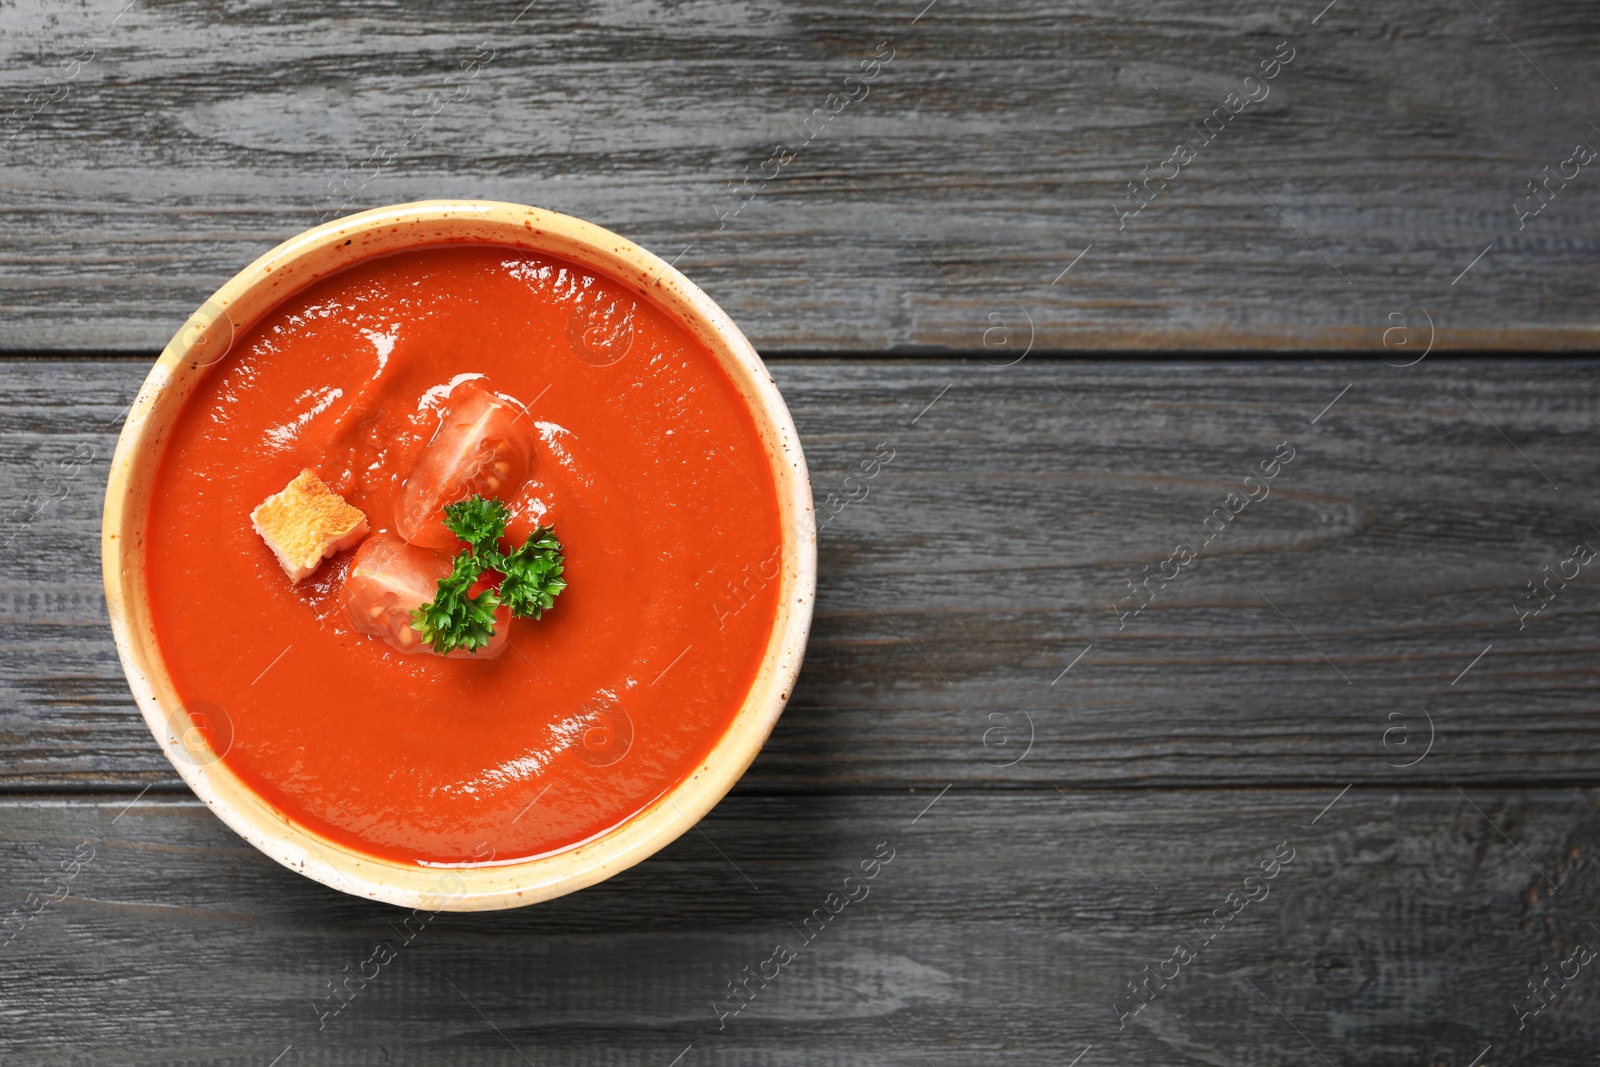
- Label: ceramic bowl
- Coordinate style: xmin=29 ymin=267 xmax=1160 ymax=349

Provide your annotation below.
xmin=101 ymin=200 xmax=815 ymax=911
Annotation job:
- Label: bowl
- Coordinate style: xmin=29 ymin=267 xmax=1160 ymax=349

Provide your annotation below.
xmin=101 ymin=200 xmax=815 ymax=910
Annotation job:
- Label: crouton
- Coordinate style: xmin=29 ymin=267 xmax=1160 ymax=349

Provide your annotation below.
xmin=250 ymin=469 xmax=370 ymax=583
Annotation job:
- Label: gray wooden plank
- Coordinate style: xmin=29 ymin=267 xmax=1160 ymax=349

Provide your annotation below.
xmin=1 ymin=357 xmax=1596 ymax=791
xmin=0 ymin=788 xmax=1596 ymax=1064
xmin=0 ymin=0 xmax=1597 ymax=352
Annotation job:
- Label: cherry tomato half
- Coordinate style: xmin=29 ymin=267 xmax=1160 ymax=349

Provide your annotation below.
xmin=396 ymin=384 xmax=534 ymax=550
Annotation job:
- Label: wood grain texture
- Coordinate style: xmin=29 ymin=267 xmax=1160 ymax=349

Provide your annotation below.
xmin=1 ymin=0 xmax=1598 ymax=352
xmin=1 ymin=357 xmax=1596 ymax=791
xmin=1 ymin=788 xmax=1598 ymax=1065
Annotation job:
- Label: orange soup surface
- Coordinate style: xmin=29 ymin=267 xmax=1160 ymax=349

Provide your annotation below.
xmin=145 ymin=244 xmax=782 ymax=866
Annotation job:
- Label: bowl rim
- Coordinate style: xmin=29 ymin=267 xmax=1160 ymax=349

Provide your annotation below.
xmin=101 ymin=200 xmax=816 ymax=911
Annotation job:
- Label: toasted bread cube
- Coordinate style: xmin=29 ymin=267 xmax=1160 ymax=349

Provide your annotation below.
xmin=250 ymin=469 xmax=370 ymax=583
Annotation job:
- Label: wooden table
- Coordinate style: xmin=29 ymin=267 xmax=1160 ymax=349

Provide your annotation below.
xmin=2 ymin=1 xmax=1597 ymax=1063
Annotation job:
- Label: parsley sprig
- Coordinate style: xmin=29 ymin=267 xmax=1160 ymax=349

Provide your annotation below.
xmin=411 ymin=495 xmax=567 ymax=655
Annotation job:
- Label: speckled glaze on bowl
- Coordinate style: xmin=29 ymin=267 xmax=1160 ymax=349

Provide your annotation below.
xmin=101 ymin=201 xmax=815 ymax=911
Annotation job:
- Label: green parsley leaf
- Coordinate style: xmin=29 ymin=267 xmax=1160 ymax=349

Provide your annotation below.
xmin=412 ymin=548 xmax=503 ymax=656
xmin=443 ymin=495 xmax=509 ymax=554
xmin=496 ymin=525 xmax=567 ymax=620
xmin=413 ymin=494 xmax=567 ymax=655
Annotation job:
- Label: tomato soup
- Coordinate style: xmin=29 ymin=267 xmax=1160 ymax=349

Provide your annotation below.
xmin=144 ymin=244 xmax=783 ymax=866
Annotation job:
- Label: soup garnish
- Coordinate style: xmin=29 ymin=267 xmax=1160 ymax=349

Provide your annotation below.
xmin=410 ymin=494 xmax=566 ymax=656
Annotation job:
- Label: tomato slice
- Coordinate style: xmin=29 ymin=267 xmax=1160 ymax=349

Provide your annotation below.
xmin=338 ymin=533 xmax=510 ymax=659
xmin=396 ymin=383 xmax=535 ymax=549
